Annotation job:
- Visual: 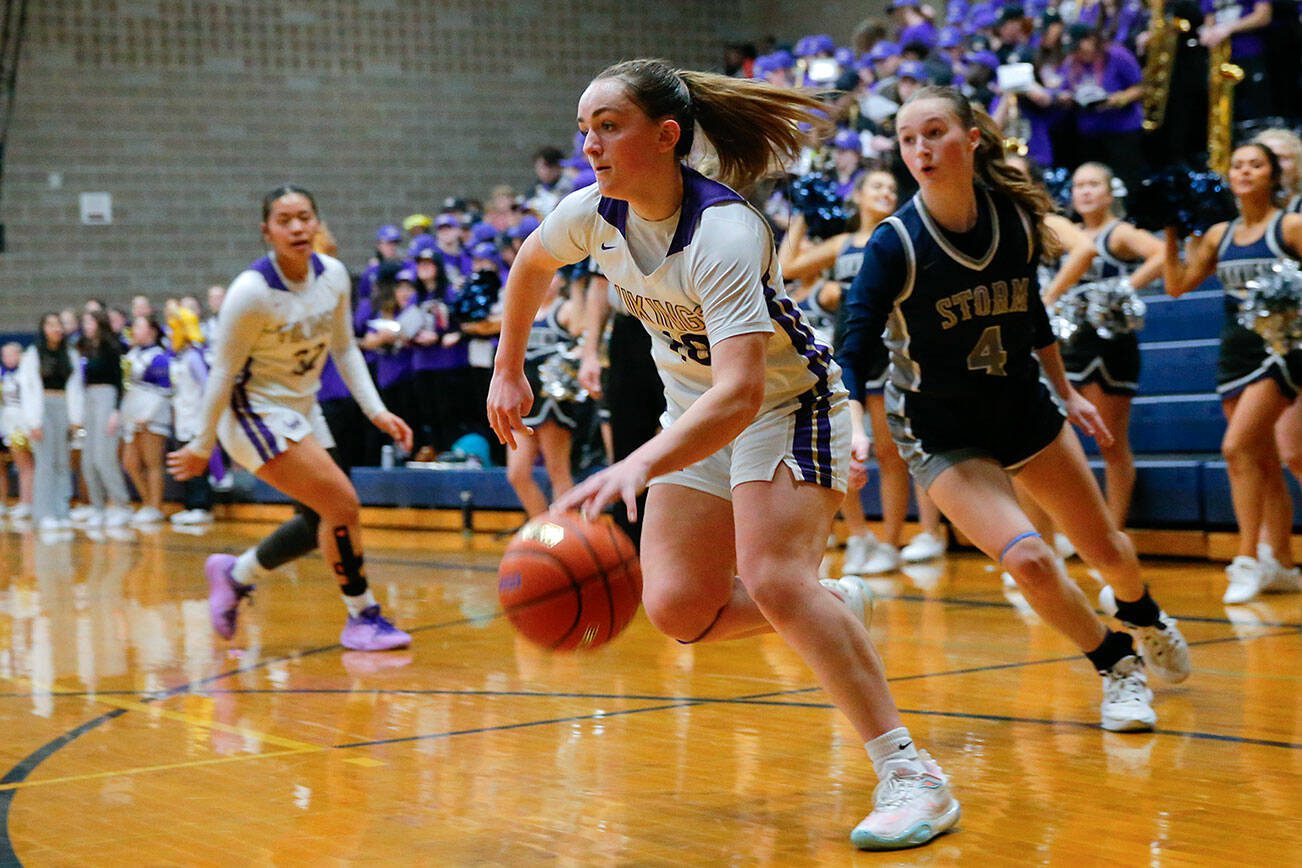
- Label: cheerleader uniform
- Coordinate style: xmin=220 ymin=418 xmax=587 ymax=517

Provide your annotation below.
xmin=1214 ymin=211 xmax=1302 ymax=398
xmin=523 ymin=298 xmax=582 ymax=431
xmin=1058 ymin=220 xmax=1144 ymax=396
xmin=0 ymin=362 xmax=23 ymax=449
xmin=120 ymin=344 xmax=173 ymax=442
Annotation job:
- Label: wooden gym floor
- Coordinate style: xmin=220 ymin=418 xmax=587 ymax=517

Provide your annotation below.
xmin=0 ymin=519 xmax=1297 ymax=865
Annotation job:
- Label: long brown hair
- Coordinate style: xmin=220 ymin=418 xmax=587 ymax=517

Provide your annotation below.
xmin=903 ymin=86 xmax=1063 ymax=258
xmin=593 ymin=58 xmax=831 ymax=193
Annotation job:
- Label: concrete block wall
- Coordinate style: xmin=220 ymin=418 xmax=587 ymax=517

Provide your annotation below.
xmin=2 ymin=0 xmax=809 ymax=330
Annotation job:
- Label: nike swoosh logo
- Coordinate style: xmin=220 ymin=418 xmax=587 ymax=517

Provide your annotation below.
xmin=896 ymin=741 xmax=912 ymax=751
xmin=600 ymin=242 xmax=617 ymax=250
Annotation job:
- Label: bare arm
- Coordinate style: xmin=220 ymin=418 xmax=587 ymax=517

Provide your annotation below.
xmin=1110 ymin=222 xmax=1166 ymax=289
xmin=1043 ymin=238 xmax=1097 ymax=304
xmin=579 ymin=275 xmax=613 ymax=397
xmin=1164 ymin=223 xmax=1225 ymax=298
xmin=487 ymin=232 xmax=570 ymax=447
xmin=1035 ymin=341 xmax=1114 ymax=447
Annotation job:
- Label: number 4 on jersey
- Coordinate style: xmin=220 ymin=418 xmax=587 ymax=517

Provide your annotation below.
xmin=966 ymin=325 xmax=1007 ymax=376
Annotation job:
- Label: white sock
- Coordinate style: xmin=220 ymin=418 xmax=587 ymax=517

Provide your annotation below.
xmin=866 ymin=727 xmax=924 ymax=779
xmin=231 ymin=548 xmax=269 ymax=586
xmin=342 ymin=588 xmax=378 ymax=618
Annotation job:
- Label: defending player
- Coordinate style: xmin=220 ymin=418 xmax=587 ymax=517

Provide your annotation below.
xmin=837 ymin=87 xmax=1190 ymax=733
xmin=167 ymin=185 xmax=414 ymax=652
xmin=488 ymin=59 xmax=959 ymax=851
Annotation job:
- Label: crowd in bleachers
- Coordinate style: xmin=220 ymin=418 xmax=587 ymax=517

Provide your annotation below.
xmin=5 ymin=3 xmax=1302 ymax=605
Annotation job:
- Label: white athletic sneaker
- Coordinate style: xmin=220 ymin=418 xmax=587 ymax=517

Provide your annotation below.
xmin=1256 ymin=544 xmax=1302 ymax=593
xmin=821 ymin=576 xmax=874 ymax=628
xmin=69 ymin=505 xmax=97 ymax=524
xmin=1223 ymin=556 xmax=1264 ymax=604
xmin=859 ymin=543 xmax=901 ymax=576
xmin=38 ymin=516 xmax=72 ymax=531
xmin=8 ymin=503 xmax=30 ymax=520
xmin=851 ymin=751 xmax=960 ymax=850
xmin=171 ymin=508 xmax=214 ymax=526
xmin=83 ymin=509 xmax=106 ymax=528
xmin=131 ymin=506 xmax=166 ymax=526
xmin=1100 ymin=655 xmax=1156 ymax=732
xmin=901 ymin=531 xmax=947 ymax=563
xmin=104 ymin=506 xmax=132 ymax=528
xmin=843 ymin=533 xmax=877 ymax=575
xmin=1098 ymin=586 xmax=1191 ymax=683
xmin=1054 ymin=532 xmax=1076 ymax=560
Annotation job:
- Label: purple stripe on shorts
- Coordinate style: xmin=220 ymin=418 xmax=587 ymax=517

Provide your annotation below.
xmin=231 ymin=387 xmax=271 ymax=463
xmin=792 ymin=395 xmax=819 ymax=484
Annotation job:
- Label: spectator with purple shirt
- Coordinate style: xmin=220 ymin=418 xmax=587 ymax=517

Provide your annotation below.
xmin=360 ymin=270 xmax=422 ymax=462
xmin=356 ymin=224 xmax=403 ymax=301
xmin=1056 ymin=23 xmax=1146 ymax=191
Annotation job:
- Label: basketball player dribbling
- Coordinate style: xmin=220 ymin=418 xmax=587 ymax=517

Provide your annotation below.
xmin=487 ymin=59 xmax=959 ymax=850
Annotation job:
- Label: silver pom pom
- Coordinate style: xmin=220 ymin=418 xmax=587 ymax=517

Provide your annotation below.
xmin=1238 ymin=260 xmax=1302 ymax=356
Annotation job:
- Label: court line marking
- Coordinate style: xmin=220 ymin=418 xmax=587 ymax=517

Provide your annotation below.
xmin=0 ymin=748 xmax=318 ymax=794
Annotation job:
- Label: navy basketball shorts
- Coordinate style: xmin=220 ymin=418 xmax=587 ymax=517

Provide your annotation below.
xmin=885 ymin=379 xmax=1066 ymax=491
xmin=1216 ymin=322 xmax=1302 ymax=401
xmin=1061 ymin=326 xmax=1140 ymax=397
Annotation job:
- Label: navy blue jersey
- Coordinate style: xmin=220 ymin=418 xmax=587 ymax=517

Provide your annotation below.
xmin=1079 ymin=219 xmax=1142 ymax=284
xmin=837 ymin=187 xmax=1055 ymax=401
xmin=1216 ymin=211 xmax=1296 ymax=315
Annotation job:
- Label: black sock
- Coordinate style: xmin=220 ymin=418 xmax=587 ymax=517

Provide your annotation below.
xmin=1085 ymin=629 xmax=1136 ymax=673
xmin=1112 ymin=586 xmax=1161 ymax=628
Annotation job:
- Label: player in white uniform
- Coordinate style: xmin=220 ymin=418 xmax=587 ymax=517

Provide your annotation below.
xmin=167 ymin=185 xmax=414 ymax=652
xmin=487 ymin=59 xmax=958 ymax=851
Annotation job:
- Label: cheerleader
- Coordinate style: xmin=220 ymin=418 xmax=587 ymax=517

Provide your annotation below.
xmin=488 ymin=59 xmax=958 ymax=851
xmin=508 ymin=273 xmax=582 ymax=516
xmin=167 ymin=185 xmax=413 ymax=652
xmin=0 ymin=342 xmax=34 ymax=519
xmin=838 ymin=87 xmax=1191 ymax=733
xmin=1163 ymin=142 xmax=1302 ymax=603
xmin=1041 ymin=162 xmax=1164 ymax=527
xmin=120 ymin=315 xmax=172 ymax=526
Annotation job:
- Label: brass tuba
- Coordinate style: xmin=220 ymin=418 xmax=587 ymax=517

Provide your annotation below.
xmin=1002 ymin=93 xmax=1031 ymax=157
xmin=1141 ymin=0 xmax=1191 ymax=132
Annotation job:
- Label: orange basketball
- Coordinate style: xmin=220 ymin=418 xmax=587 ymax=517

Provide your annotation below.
xmin=498 ymin=512 xmax=642 ymax=651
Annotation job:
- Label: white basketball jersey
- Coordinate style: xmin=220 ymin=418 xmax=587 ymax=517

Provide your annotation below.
xmin=539 ymin=167 xmax=844 ymax=414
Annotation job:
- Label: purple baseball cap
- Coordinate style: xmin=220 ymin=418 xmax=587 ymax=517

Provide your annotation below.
xmin=969 ymin=4 xmax=997 ymax=28
xmin=868 ymin=41 xmax=901 ymax=62
xmin=898 ymin=60 xmax=929 ymax=81
xmin=376 ymin=224 xmax=402 ymax=243
xmin=408 ymin=236 xmax=437 ymax=259
xmin=832 ymin=129 xmax=862 ymax=151
xmin=964 ymin=49 xmax=1001 ymax=71
xmin=395 ymin=267 xmax=417 ymax=283
xmin=835 ymin=46 xmax=855 ymax=66
xmin=507 ymin=215 xmax=541 ymax=240
xmin=939 ymin=25 xmax=965 ymax=48
xmin=470 ymin=241 xmax=498 ymax=260
xmin=434 ymin=213 xmax=460 ymax=230
xmin=946 ymin=0 xmax=970 ymax=23
xmin=469 ymin=222 xmax=499 ymax=245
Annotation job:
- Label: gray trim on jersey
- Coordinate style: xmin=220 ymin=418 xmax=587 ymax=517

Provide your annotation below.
xmin=1095 ymin=220 xmax=1139 ymax=275
xmin=1289 ymin=193 xmax=1302 ymax=214
xmin=913 ymin=188 xmax=1002 ymax=271
xmin=1065 ymin=356 xmax=1139 ymax=392
xmin=1216 ymin=212 xmax=1288 ymax=299
xmin=882 ymin=217 xmax=923 ymax=392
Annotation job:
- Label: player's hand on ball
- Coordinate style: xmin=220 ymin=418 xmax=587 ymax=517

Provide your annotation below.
xmin=166 ymin=443 xmax=210 ymax=481
xmin=487 ymin=368 xmax=534 ymax=449
xmin=371 ymin=411 xmax=413 ymax=453
xmin=552 ymin=459 xmax=649 ymax=522
xmin=1064 ymin=389 xmax=1113 ymax=448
